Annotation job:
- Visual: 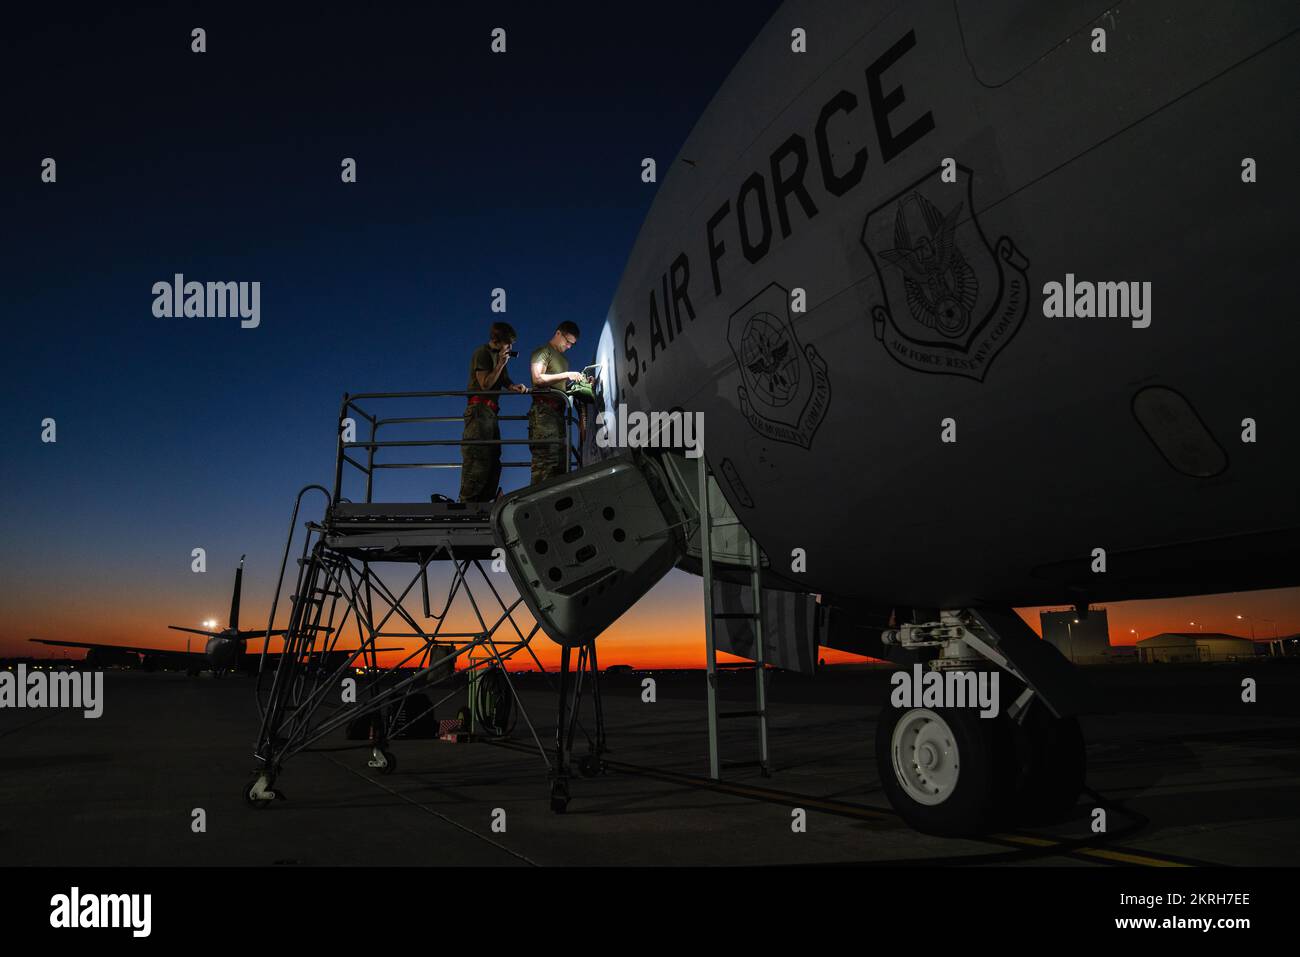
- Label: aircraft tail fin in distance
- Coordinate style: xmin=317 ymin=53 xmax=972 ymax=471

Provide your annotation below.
xmin=229 ymin=555 xmax=246 ymax=631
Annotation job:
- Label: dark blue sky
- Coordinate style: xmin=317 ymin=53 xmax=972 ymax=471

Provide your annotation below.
xmin=1 ymin=1 xmax=782 ymax=647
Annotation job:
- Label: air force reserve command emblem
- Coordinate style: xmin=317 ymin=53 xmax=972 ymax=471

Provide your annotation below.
xmin=727 ymin=282 xmax=830 ymax=449
xmin=861 ymin=166 xmax=1029 ymax=381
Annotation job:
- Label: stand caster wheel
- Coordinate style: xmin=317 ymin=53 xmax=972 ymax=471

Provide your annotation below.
xmin=550 ymin=779 xmax=570 ymax=813
xmin=368 ymin=748 xmax=397 ymax=775
xmin=245 ymin=773 xmax=279 ymax=809
xmin=578 ymin=754 xmax=603 ymax=778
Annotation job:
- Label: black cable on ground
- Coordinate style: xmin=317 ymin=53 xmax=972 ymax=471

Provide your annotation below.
xmin=474 ymin=665 xmax=517 ymax=738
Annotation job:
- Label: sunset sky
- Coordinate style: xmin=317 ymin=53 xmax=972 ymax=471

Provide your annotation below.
xmin=4 ymin=3 xmax=1296 ymax=670
xmin=5 ymin=553 xmax=1296 ymax=670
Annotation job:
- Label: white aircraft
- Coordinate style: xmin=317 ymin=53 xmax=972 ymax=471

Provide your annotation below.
xmin=490 ymin=0 xmax=1300 ymax=831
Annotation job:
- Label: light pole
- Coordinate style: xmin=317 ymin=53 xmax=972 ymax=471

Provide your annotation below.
xmin=1236 ymin=614 xmax=1255 ymax=639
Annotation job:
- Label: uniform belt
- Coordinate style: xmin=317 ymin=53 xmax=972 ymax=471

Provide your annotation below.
xmin=468 ymin=395 xmax=499 ymax=412
xmin=532 ymin=393 xmax=565 ymax=412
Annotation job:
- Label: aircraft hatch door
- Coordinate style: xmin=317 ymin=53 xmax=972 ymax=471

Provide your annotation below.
xmin=490 ymin=452 xmax=690 ymax=647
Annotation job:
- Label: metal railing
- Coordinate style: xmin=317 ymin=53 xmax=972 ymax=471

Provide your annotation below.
xmin=330 ymin=388 xmax=580 ymax=504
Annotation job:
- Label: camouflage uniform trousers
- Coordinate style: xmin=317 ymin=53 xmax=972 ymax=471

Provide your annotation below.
xmin=528 ymin=403 xmax=566 ymax=485
xmin=459 ymin=403 xmax=503 ymax=502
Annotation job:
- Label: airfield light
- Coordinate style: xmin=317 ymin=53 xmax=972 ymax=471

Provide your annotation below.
xmin=1237 ymin=615 xmax=1272 ymax=639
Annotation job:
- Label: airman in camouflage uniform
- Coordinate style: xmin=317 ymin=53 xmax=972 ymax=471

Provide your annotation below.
xmin=528 ymin=321 xmax=584 ymax=485
xmin=459 ymin=322 xmax=527 ymax=502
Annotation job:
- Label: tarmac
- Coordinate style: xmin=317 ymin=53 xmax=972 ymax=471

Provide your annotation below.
xmin=2 ymin=663 xmax=1298 ymax=866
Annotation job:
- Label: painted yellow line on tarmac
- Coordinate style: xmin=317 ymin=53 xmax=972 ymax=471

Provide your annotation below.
xmin=1074 ymin=847 xmax=1190 ymax=867
xmin=496 ymin=743 xmax=1202 ymax=867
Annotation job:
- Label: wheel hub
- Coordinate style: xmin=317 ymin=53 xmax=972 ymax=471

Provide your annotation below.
xmin=891 ymin=708 xmax=960 ymax=806
xmin=917 ymin=742 xmax=938 ymax=770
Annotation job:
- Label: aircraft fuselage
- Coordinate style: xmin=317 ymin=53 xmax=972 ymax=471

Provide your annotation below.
xmin=593 ymin=0 xmax=1300 ymax=610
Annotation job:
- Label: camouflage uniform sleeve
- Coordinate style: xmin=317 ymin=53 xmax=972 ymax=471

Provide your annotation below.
xmin=471 ymin=345 xmax=508 ymax=390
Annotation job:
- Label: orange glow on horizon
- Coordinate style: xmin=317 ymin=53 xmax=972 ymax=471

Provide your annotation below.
xmin=3 ymin=574 xmax=1296 ymax=669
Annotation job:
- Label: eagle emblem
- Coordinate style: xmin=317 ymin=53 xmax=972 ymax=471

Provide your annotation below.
xmin=862 ymin=166 xmax=1030 ymax=381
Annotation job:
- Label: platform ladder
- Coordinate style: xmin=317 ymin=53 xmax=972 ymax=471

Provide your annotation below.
xmin=697 ymin=458 xmax=770 ymax=780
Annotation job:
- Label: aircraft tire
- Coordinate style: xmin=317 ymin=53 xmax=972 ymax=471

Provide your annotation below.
xmin=876 ymin=702 xmax=1000 ymax=835
xmin=1000 ymin=704 xmax=1086 ymax=826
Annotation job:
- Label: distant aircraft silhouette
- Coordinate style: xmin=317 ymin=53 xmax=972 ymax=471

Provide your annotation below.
xmin=31 ymin=556 xmax=338 ymax=676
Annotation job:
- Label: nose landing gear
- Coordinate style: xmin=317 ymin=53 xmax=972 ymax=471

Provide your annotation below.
xmin=876 ymin=609 xmax=1088 ymax=835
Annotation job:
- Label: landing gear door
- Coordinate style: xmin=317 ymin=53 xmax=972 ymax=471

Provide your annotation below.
xmin=491 ymin=453 xmax=688 ymax=647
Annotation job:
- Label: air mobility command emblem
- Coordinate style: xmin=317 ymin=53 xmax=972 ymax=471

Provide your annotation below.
xmin=861 ymin=166 xmax=1029 ymax=381
xmin=726 ymin=282 xmax=831 ymax=450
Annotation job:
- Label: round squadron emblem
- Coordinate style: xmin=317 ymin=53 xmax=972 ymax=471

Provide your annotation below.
xmin=739 ymin=313 xmax=800 ymax=407
xmin=726 ymin=283 xmax=831 ymax=449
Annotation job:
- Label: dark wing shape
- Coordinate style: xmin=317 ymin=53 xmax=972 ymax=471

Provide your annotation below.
xmin=167 ymin=626 xmax=223 ymax=638
xmin=30 ymin=638 xmax=205 ymax=660
xmin=252 ymin=647 xmax=404 ymax=667
xmin=770 ymin=341 xmax=790 ymax=362
xmin=232 ymin=628 xmax=332 ymax=645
